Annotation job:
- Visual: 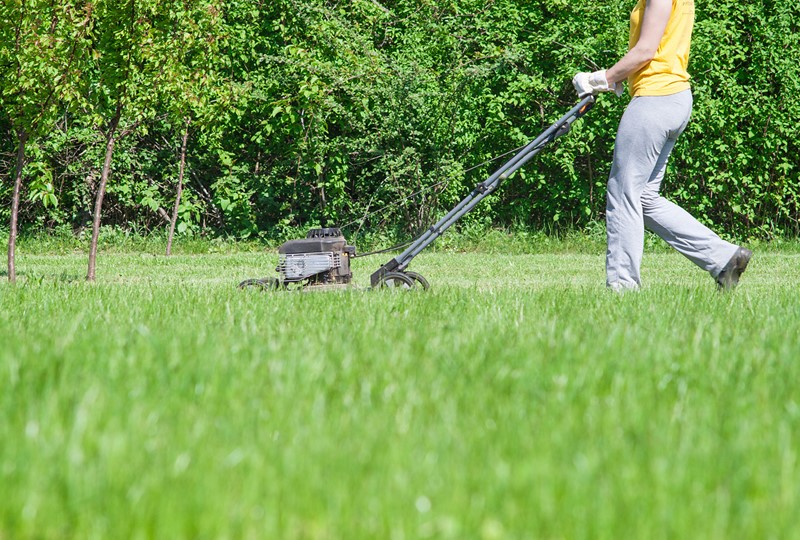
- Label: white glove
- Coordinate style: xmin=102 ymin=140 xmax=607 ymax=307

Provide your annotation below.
xmin=572 ymin=70 xmax=624 ymax=98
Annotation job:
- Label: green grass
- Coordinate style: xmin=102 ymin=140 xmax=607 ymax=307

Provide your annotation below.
xmin=1 ymin=245 xmax=799 ymax=539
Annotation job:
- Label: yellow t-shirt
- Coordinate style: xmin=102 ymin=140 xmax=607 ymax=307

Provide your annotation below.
xmin=628 ymin=0 xmax=694 ymax=96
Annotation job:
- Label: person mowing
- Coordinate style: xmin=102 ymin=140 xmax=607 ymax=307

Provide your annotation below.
xmin=572 ymin=0 xmax=751 ymax=291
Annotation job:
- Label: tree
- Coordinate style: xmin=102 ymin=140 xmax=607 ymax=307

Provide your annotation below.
xmin=81 ymin=0 xmax=228 ymax=275
xmin=81 ymin=0 xmax=173 ymax=279
xmin=166 ymin=118 xmax=190 ymax=255
xmin=0 ymin=0 xmax=90 ymax=281
xmin=157 ymin=0 xmax=227 ymax=255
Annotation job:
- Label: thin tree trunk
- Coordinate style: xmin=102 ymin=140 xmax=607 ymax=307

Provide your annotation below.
xmin=166 ymin=117 xmax=190 ymax=256
xmin=7 ymin=130 xmax=29 ymax=283
xmin=87 ymin=110 xmax=121 ymax=282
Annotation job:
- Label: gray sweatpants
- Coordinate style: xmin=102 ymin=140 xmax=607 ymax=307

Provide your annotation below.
xmin=606 ymin=89 xmax=739 ymax=289
xmin=606 ymin=90 xmax=738 ymax=289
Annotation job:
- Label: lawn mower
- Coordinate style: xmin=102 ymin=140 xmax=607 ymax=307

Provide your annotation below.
xmin=239 ymin=95 xmax=595 ymax=292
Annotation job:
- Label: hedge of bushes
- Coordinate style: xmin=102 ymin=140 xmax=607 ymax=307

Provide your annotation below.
xmin=2 ymin=0 xmax=799 ymax=240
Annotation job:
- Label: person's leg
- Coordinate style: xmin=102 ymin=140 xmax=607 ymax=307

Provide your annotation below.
xmin=606 ymin=96 xmax=675 ymax=289
xmin=639 ymin=91 xmax=740 ymax=278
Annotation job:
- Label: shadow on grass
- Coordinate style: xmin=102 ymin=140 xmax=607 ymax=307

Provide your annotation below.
xmin=42 ymin=273 xmax=86 ymax=284
xmin=0 ymin=272 xmax=87 ymax=284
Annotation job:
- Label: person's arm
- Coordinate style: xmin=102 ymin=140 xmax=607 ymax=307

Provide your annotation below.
xmin=605 ymin=0 xmax=672 ymax=85
xmin=572 ymin=0 xmax=673 ymax=96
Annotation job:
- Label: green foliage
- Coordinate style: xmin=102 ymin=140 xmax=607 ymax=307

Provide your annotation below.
xmin=676 ymin=0 xmax=800 ymax=237
xmin=2 ymin=0 xmax=799 ymax=239
xmin=0 ymin=0 xmax=90 ymax=134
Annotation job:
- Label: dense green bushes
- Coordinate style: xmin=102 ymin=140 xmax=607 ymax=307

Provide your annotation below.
xmin=2 ymin=0 xmax=799 ymax=240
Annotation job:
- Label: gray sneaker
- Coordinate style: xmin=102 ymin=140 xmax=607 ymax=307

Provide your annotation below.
xmin=716 ymin=247 xmax=752 ymax=290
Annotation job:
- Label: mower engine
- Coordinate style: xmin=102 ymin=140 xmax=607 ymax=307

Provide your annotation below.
xmin=276 ymin=228 xmax=355 ymax=286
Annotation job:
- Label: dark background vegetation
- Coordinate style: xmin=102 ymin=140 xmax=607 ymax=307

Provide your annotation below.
xmin=2 ymin=0 xmax=799 ymax=242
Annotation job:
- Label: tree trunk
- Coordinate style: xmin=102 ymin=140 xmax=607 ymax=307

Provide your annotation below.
xmin=7 ymin=130 xmax=29 ymax=283
xmin=166 ymin=117 xmax=190 ymax=256
xmin=87 ymin=110 xmax=121 ymax=282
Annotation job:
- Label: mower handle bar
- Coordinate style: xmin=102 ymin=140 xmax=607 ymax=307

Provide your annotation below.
xmin=370 ymin=95 xmax=596 ymax=287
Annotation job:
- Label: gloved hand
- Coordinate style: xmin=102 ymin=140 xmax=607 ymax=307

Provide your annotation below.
xmin=572 ymin=70 xmax=624 ymax=98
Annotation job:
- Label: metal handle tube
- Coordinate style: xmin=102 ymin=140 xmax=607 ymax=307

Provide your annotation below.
xmin=397 ymin=135 xmax=559 ymax=265
xmin=370 ymin=96 xmax=595 ymax=285
xmin=396 ymin=97 xmax=593 ymax=266
xmin=396 ymin=96 xmax=593 ymax=267
xmin=398 ymin=96 xmax=594 ymax=262
xmin=479 ymin=96 xmax=594 ymax=187
xmin=397 ymin=138 xmax=552 ymax=265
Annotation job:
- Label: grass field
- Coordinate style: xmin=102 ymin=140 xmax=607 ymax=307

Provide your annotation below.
xmin=1 ymin=242 xmax=799 ymax=539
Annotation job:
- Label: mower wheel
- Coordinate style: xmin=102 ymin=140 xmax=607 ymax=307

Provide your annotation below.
xmin=404 ymin=271 xmax=430 ymax=290
xmin=238 ymin=277 xmax=282 ymax=291
xmin=376 ymin=272 xmax=416 ymax=289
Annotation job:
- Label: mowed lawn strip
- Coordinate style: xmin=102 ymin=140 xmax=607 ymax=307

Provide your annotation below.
xmin=1 ymin=250 xmax=798 ymax=539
